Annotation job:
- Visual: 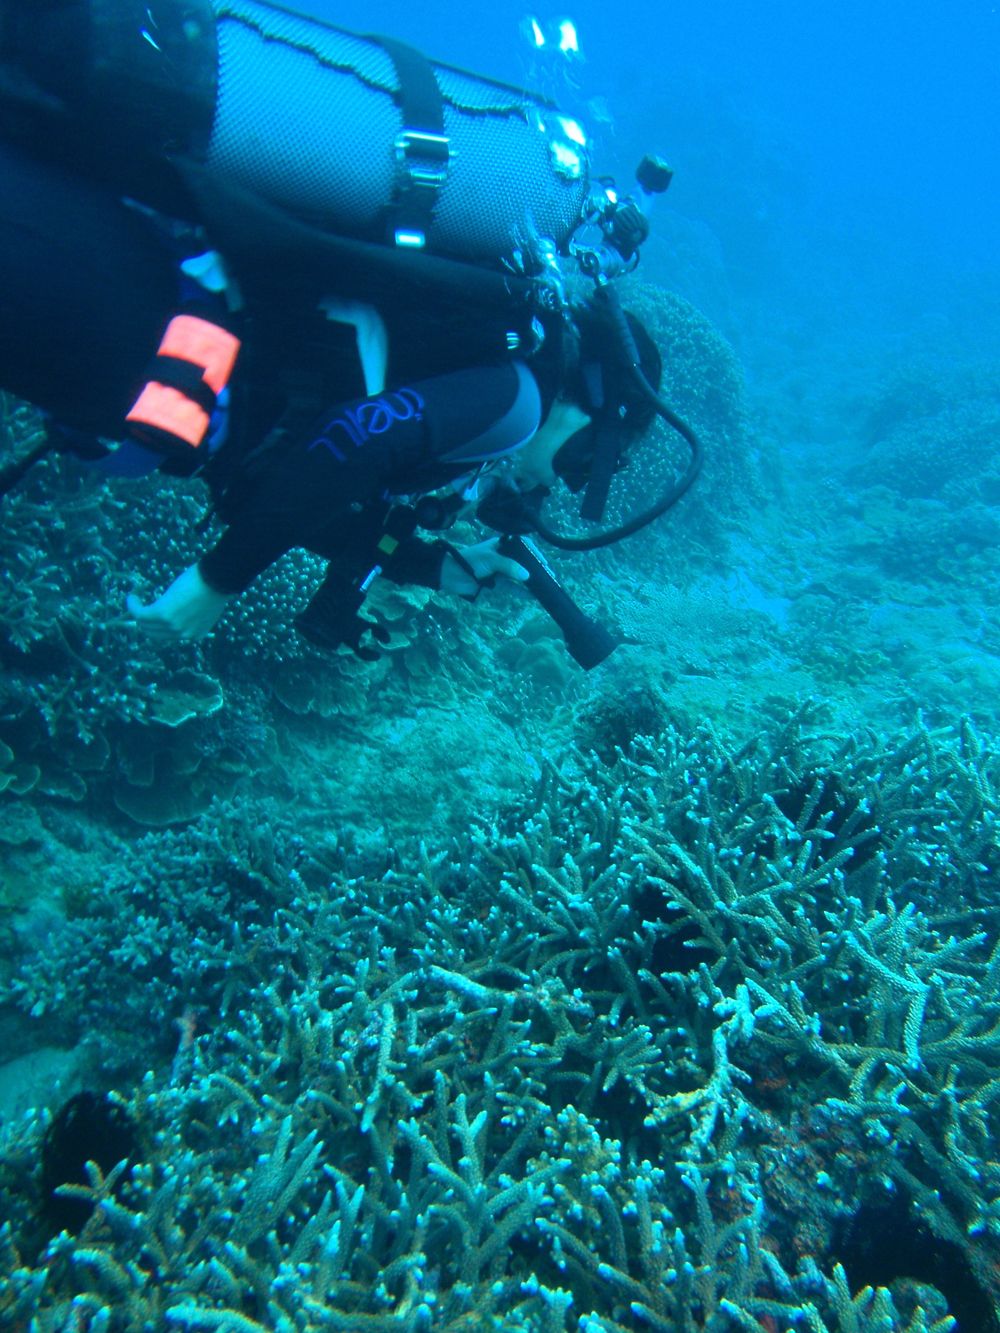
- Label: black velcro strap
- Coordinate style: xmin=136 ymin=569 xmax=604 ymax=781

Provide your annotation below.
xmin=370 ymin=34 xmax=449 ymax=246
xmin=146 ymin=354 xmax=219 ymax=416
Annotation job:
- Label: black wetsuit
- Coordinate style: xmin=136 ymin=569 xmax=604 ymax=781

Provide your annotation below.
xmin=0 ymin=141 xmax=180 ymax=438
xmin=201 ymin=361 xmax=542 ymax=595
xmin=0 ymin=139 xmax=548 ymax=606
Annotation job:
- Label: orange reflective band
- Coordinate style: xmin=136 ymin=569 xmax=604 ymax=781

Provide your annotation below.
xmin=126 ymin=383 xmax=211 ymax=448
xmin=158 ymin=314 xmax=241 ymax=394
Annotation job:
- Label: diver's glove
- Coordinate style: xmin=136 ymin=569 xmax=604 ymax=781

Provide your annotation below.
xmin=295 ymin=576 xmax=391 ymax=661
xmin=439 ymin=537 xmax=530 ymax=599
xmin=127 ymin=564 xmax=234 ymax=640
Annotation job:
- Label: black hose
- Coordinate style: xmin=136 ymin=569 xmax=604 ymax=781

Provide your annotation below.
xmin=532 ymin=282 xmax=704 ymax=551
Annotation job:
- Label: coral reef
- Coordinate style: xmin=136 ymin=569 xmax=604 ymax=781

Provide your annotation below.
xmin=0 ymin=400 xmax=243 ymax=824
xmin=5 ymin=264 xmax=1000 ymax=1332
xmin=0 ymin=274 xmax=762 ymax=871
xmin=0 ymin=405 xmax=519 ymax=838
xmin=857 ymin=359 xmax=1000 ymax=507
xmin=3 ymin=711 xmax=998 ymax=1329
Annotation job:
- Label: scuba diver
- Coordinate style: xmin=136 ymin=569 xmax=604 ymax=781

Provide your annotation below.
xmin=123 ymin=298 xmax=665 ymax=668
xmin=0 ymin=0 xmax=701 ymax=669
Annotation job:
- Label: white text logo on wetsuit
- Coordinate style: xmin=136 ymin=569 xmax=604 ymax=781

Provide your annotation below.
xmin=308 ymin=388 xmax=425 ymax=460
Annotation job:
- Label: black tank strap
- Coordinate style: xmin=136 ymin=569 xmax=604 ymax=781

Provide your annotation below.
xmin=370 ymin=34 xmax=450 ymax=249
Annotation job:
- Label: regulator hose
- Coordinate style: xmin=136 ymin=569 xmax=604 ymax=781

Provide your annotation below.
xmin=532 ymin=281 xmax=705 ymax=551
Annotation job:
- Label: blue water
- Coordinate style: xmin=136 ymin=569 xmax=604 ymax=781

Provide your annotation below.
xmin=4 ymin=4 xmax=1000 ymax=1327
xmin=325 ymin=0 xmax=1000 ymax=273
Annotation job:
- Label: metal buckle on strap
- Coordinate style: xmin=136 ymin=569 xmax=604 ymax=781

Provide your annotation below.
xmin=395 ymin=130 xmax=451 ymax=188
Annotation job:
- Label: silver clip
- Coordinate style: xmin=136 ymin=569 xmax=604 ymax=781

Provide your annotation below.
xmin=394 ymin=130 xmax=451 ymax=188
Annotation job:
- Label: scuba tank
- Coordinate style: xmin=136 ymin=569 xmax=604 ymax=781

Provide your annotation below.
xmin=0 ymin=0 xmax=704 ymax=625
xmin=0 ymin=0 xmax=590 ymax=265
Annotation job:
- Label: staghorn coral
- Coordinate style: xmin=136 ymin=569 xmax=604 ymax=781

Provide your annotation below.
xmin=6 ymin=710 xmax=1000 ymax=1328
xmin=6 ymin=264 xmax=1000 ymax=1328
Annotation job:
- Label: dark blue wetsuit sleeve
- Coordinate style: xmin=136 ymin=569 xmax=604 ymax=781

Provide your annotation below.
xmin=200 ymin=361 xmax=541 ymax=594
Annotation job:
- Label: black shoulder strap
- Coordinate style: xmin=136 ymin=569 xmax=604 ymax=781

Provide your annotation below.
xmin=369 ymin=34 xmax=450 ymax=249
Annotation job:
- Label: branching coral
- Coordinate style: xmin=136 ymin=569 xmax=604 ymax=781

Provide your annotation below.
xmin=6 ymin=710 xmax=1000 ymax=1328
